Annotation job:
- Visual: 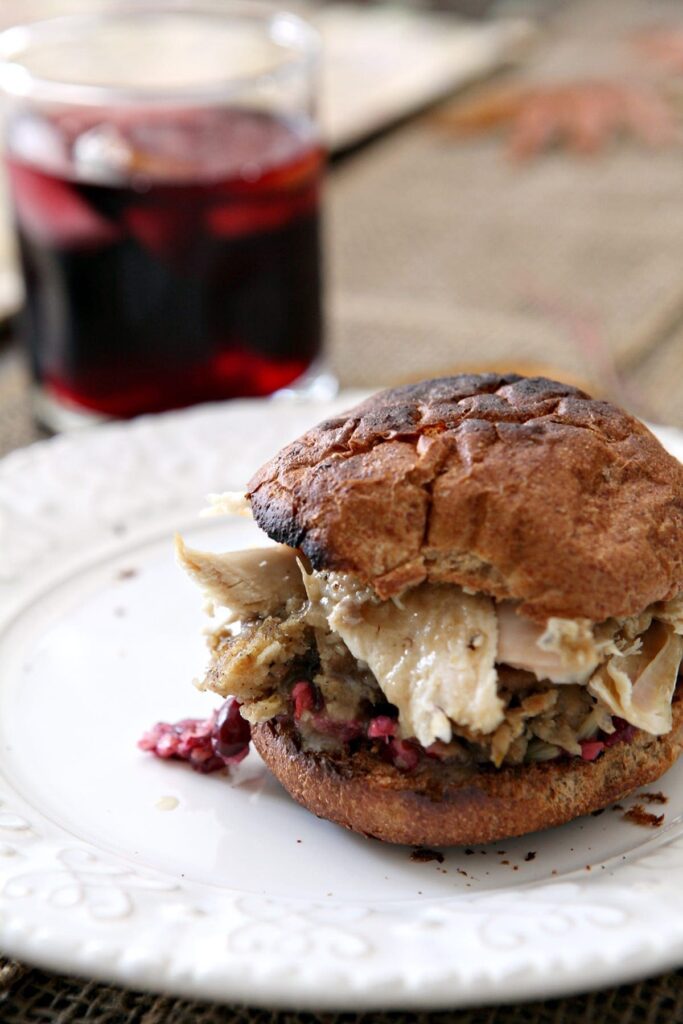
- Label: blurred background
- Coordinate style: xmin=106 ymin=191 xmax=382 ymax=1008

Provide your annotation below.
xmin=2 ymin=0 xmax=683 ymax=454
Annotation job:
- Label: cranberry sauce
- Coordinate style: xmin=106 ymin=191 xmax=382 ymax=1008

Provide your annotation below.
xmin=138 ymin=698 xmax=251 ymax=773
xmin=7 ymin=107 xmax=323 ymax=417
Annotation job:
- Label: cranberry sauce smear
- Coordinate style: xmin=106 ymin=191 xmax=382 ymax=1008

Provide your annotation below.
xmin=8 ymin=107 xmax=323 ymax=417
xmin=290 ymin=677 xmax=641 ymax=773
xmin=212 ymin=698 xmax=252 ymax=761
xmin=139 ymin=689 xmax=641 ymax=777
xmin=138 ymin=698 xmax=251 ymax=773
xmin=603 ymin=717 xmax=637 ymax=747
xmin=579 ymin=717 xmax=639 ymax=762
xmin=292 ymin=680 xmax=316 ymax=719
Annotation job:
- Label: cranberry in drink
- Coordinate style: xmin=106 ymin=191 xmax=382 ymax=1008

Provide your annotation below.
xmin=7 ymin=106 xmax=324 ymax=419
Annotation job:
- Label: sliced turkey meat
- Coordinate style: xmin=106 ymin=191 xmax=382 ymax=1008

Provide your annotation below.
xmin=180 ymin=534 xmax=683 ymax=761
xmin=588 ymin=620 xmax=683 ymax=735
xmin=302 ymin=569 xmax=503 ymax=746
xmin=176 ymin=537 xmax=305 ymax=619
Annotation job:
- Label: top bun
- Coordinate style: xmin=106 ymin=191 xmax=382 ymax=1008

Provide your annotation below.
xmin=247 ymin=374 xmax=683 ymax=622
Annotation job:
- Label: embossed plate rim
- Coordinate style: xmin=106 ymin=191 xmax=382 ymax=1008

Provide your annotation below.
xmin=0 ymin=396 xmax=683 ymax=1009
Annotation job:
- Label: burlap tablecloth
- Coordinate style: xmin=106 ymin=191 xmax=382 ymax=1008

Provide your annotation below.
xmin=0 ymin=956 xmax=682 ymax=1024
xmin=3 ymin=0 xmax=683 ymax=1017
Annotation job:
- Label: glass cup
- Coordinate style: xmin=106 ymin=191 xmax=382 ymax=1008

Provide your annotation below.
xmin=0 ymin=2 xmax=330 ymax=430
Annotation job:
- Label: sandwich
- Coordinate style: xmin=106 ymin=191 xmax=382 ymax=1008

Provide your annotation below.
xmin=177 ymin=374 xmax=683 ymax=845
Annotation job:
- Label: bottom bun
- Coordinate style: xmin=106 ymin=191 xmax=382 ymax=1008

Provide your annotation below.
xmin=252 ymin=694 xmax=683 ymax=846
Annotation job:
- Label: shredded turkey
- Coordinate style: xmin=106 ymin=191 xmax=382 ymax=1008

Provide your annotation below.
xmin=302 ymin=569 xmax=503 ymax=746
xmin=176 ymin=537 xmax=305 ymax=619
xmin=497 ymin=602 xmax=602 ymax=683
xmin=588 ymin=620 xmax=683 ymax=734
xmin=180 ymin=531 xmax=683 ymax=760
xmin=201 ymin=491 xmax=252 ymax=518
xmin=652 ymin=596 xmax=683 ymax=635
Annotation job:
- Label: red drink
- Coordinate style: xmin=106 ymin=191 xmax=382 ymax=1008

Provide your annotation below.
xmin=7 ymin=107 xmax=324 ymax=418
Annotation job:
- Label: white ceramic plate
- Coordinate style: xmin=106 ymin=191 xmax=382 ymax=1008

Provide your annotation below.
xmin=1 ymin=397 xmax=683 ymax=1010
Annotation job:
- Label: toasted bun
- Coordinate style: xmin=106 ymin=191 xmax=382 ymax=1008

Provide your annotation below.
xmin=247 ymin=374 xmax=683 ymax=622
xmin=252 ymin=694 xmax=683 ymax=846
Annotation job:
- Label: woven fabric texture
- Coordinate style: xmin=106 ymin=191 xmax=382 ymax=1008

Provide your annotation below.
xmin=0 ymin=959 xmax=681 ymax=1024
xmin=326 ymin=0 xmax=683 ymax=400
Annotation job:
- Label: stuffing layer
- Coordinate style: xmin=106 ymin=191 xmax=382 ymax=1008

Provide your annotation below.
xmin=179 ymin=540 xmax=683 ymax=768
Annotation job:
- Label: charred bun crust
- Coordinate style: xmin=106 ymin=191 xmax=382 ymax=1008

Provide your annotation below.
xmin=247 ymin=375 xmax=683 ymax=622
xmin=252 ymin=693 xmax=683 ymax=846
